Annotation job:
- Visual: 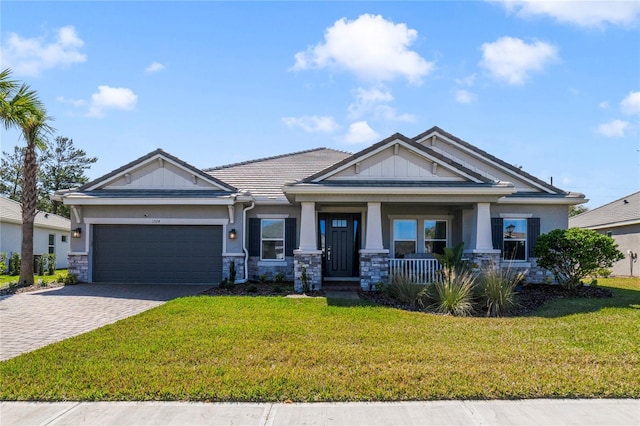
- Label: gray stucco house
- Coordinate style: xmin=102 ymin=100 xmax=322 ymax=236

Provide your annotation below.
xmin=56 ymin=127 xmax=585 ymax=290
xmin=569 ymin=191 xmax=639 ymax=277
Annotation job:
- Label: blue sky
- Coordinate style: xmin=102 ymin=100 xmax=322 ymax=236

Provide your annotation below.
xmin=1 ymin=1 xmax=639 ymax=208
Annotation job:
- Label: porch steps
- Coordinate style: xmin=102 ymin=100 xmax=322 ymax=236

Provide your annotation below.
xmin=322 ymin=282 xmax=361 ymax=292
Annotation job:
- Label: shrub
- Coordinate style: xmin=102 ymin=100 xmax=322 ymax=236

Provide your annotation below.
xmin=299 ymin=266 xmax=310 ymax=293
xmin=228 ymin=260 xmax=236 ymax=283
xmin=258 ymin=273 xmax=269 ymax=283
xmin=56 ymin=273 xmax=66 ymax=283
xmin=46 ymin=254 xmax=56 ymax=275
xmin=35 ymin=255 xmax=45 ymax=276
xmin=534 ymin=228 xmax=624 ymax=289
xmin=387 ymin=273 xmax=427 ymax=308
xmin=590 ymin=268 xmax=612 ymax=278
xmin=274 ymin=272 xmax=286 ymax=283
xmin=478 ymin=266 xmax=524 ymax=317
xmin=63 ymin=273 xmax=78 ymax=285
xmin=0 ymin=252 xmax=7 ymax=274
xmin=429 ymin=268 xmax=476 ymax=316
xmin=9 ymin=252 xmax=20 ymax=276
xmin=247 ymin=284 xmax=258 ymax=293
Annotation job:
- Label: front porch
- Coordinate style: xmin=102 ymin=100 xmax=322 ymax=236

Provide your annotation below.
xmin=292 ymin=201 xmax=504 ymax=292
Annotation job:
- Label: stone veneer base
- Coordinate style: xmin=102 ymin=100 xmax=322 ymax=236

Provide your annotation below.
xmin=293 ymin=252 xmax=322 ymax=293
xmin=360 ymin=251 xmax=389 ymax=291
xmin=68 ymin=253 xmax=88 ymax=283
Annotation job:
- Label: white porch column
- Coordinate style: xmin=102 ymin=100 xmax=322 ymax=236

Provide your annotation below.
xmin=364 ymin=202 xmax=384 ymax=251
xmin=298 ymin=201 xmax=317 ymax=251
xmin=475 ymin=202 xmax=494 ymax=251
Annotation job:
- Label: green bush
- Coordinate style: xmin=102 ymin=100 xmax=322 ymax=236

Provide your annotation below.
xmin=478 ymin=266 xmax=524 ymax=317
xmin=534 ymin=228 xmax=624 ymax=289
xmin=387 ymin=273 xmax=427 ymax=309
xmin=35 ymin=255 xmax=45 ymax=276
xmin=228 ymin=260 xmax=237 ymax=283
xmin=63 ymin=273 xmax=78 ymax=285
xmin=9 ymin=252 xmax=20 ymax=276
xmin=0 ymin=252 xmax=7 ymax=274
xmin=46 ymin=253 xmax=56 ymax=275
xmin=247 ymin=284 xmax=258 ymax=293
xmin=274 ymin=272 xmax=286 ymax=283
xmin=429 ymin=268 xmax=476 ymax=317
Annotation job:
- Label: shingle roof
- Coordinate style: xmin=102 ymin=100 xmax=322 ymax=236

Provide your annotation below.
xmin=569 ymin=191 xmax=640 ymax=229
xmin=0 ymin=196 xmax=71 ymax=231
xmin=205 ymin=148 xmax=351 ymax=198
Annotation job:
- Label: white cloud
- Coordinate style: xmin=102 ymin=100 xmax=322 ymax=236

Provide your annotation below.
xmin=347 ymin=86 xmax=415 ymax=122
xmin=282 ymin=115 xmax=340 ymax=133
xmin=145 ymin=62 xmax=165 ymax=73
xmin=57 ymin=96 xmax=86 ymax=107
xmin=455 ymin=74 xmax=477 ymax=87
xmin=597 ymin=119 xmax=629 ymax=137
xmin=455 ymin=89 xmax=477 ymax=104
xmin=290 ymin=14 xmax=434 ymax=84
xmin=87 ymin=85 xmax=138 ymax=118
xmin=494 ymin=0 xmax=640 ymax=28
xmin=0 ymin=26 xmax=86 ymax=76
xmin=339 ymin=121 xmax=380 ymax=144
xmin=598 ymin=101 xmax=609 ymax=109
xmin=480 ymin=36 xmax=558 ymax=85
xmin=620 ymin=91 xmax=640 ymax=115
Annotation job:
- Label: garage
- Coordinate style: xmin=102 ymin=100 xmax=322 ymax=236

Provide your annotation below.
xmin=92 ymin=224 xmax=222 ymax=284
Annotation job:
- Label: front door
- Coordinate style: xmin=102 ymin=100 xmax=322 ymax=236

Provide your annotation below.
xmin=320 ymin=214 xmax=360 ymax=278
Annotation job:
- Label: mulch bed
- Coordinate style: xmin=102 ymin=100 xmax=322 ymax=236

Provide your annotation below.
xmin=0 ymin=281 xmax=64 ymax=296
xmin=358 ymin=283 xmax=613 ymax=316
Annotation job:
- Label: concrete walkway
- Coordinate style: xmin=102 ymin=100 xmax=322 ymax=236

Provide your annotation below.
xmin=0 ymin=283 xmax=212 ymax=361
xmin=1 ymin=399 xmax=638 ymax=425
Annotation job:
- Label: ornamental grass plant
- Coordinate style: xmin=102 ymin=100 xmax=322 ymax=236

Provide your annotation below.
xmin=478 ymin=265 xmax=524 ymax=317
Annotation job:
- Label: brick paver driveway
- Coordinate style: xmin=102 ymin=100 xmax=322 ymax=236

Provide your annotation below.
xmin=0 ymin=284 xmax=212 ymax=361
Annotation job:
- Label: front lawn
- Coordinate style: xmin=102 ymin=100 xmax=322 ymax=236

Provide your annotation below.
xmin=1 ymin=278 xmax=638 ymax=401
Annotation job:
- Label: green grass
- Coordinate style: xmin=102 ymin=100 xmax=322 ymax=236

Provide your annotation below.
xmin=1 ymin=278 xmax=638 ymax=401
xmin=0 ymin=269 xmax=68 ymax=287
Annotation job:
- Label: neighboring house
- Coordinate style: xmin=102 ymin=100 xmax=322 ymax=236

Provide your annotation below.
xmin=55 ymin=126 xmax=585 ymax=289
xmin=0 ymin=196 xmax=71 ymax=270
xmin=569 ymin=191 xmax=639 ymax=277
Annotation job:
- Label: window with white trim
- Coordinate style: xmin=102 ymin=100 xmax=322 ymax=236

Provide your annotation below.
xmin=424 ymin=220 xmax=447 ymax=254
xmin=503 ymin=219 xmax=527 ymax=261
xmin=393 ymin=219 xmax=417 ymax=259
xmin=48 ymin=234 xmax=55 ymax=254
xmin=261 ymin=219 xmax=284 ymax=260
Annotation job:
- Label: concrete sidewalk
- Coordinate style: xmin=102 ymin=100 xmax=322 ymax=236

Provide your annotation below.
xmin=1 ymin=399 xmax=638 ymax=426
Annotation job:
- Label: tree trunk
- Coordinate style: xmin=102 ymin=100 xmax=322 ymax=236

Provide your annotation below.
xmin=19 ymin=143 xmax=37 ymax=286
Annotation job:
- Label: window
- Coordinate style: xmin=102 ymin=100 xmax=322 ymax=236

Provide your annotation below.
xmin=61 ymin=235 xmax=67 ymax=243
xmin=48 ymin=234 xmax=55 ymax=254
xmin=606 ymin=231 xmax=613 ymax=238
xmin=393 ymin=219 xmax=417 ymax=258
xmin=261 ymin=219 xmax=284 ymax=260
xmin=424 ymin=220 xmax=447 ymax=255
xmin=503 ymin=219 xmax=527 ymax=261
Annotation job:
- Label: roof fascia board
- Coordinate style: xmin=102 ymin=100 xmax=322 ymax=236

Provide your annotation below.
xmin=579 ymin=219 xmax=640 ymax=230
xmin=284 ymin=185 xmax=515 ymax=196
xmin=290 ymin=193 xmax=507 ymax=204
xmin=497 ymin=196 xmax=585 ymax=205
xmin=61 ymin=196 xmax=236 ymax=206
xmin=310 ymin=138 xmax=484 ymax=183
xmin=417 ymin=130 xmax=558 ymax=194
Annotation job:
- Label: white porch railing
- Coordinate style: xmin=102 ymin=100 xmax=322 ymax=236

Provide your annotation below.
xmin=389 ymin=258 xmax=443 ymax=284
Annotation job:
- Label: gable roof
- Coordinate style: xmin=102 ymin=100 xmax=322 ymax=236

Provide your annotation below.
xmin=0 ymin=196 xmax=70 ymax=231
xmin=205 ymin=148 xmax=351 ymax=199
xmin=79 ymin=148 xmax=237 ymax=192
xmin=302 ymin=132 xmax=493 ymax=184
xmin=414 ymin=126 xmax=567 ymax=194
xmin=569 ymin=191 xmax=640 ymax=229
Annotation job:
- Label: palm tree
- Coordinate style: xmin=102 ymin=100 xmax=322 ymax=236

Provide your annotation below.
xmin=1 ymin=69 xmax=52 ymax=286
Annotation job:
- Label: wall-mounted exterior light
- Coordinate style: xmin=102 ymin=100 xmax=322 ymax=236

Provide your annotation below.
xmin=229 ymin=229 xmax=237 ymax=240
xmin=72 ymin=228 xmax=82 ymax=238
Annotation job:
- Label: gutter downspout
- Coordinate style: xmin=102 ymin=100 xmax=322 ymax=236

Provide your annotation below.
xmin=238 ymin=200 xmax=255 ymax=284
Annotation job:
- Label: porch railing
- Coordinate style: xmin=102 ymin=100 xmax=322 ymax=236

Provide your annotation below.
xmin=388 ymin=258 xmax=443 ymax=284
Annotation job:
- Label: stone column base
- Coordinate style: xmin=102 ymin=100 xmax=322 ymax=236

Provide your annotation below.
xmin=293 ymin=250 xmax=322 ymax=293
xmin=68 ymin=253 xmax=88 ymax=283
xmin=359 ymin=250 xmax=389 ymax=291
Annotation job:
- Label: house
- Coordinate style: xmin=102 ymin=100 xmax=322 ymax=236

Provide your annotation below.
xmin=0 ymin=196 xmax=71 ymax=269
xmin=569 ymin=191 xmax=639 ymax=277
xmin=55 ymin=127 xmax=585 ymax=289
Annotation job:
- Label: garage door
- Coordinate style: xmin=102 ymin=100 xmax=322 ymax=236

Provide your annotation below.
xmin=93 ymin=225 xmax=222 ymax=284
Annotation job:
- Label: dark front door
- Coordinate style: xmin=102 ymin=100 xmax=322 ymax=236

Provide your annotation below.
xmin=321 ymin=214 xmax=360 ymax=278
